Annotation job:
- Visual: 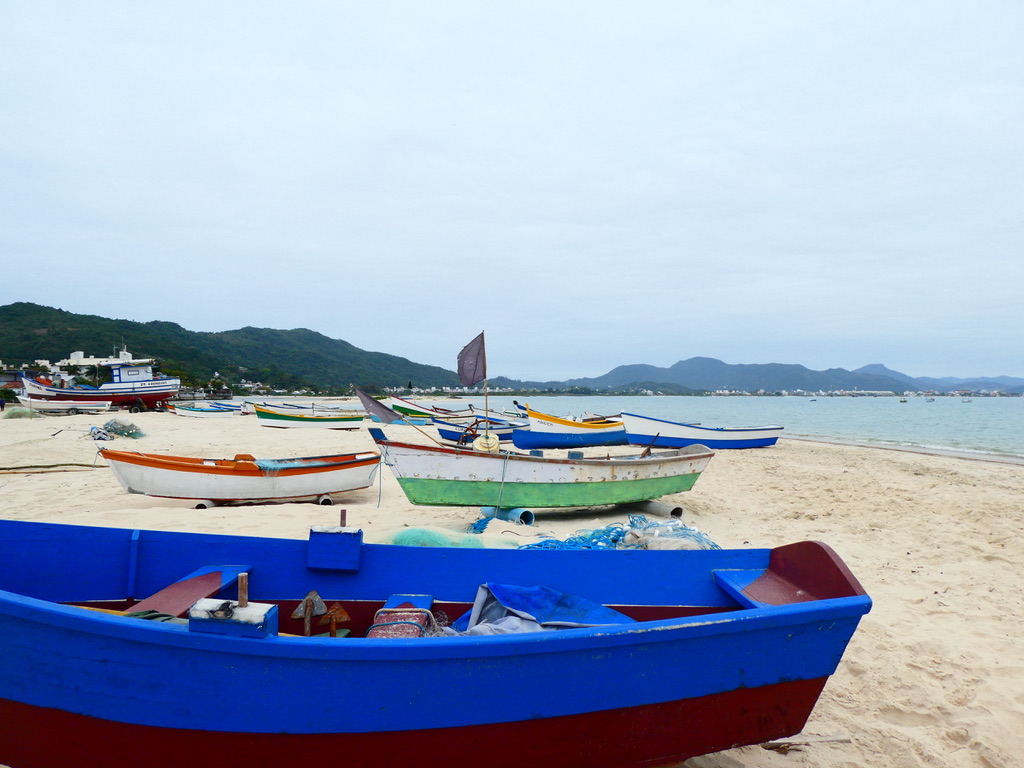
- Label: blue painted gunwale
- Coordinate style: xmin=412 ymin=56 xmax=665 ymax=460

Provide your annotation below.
xmin=432 ymin=417 xmax=520 ymax=443
xmin=0 ymin=520 xmax=870 ymax=738
xmin=510 ymin=427 xmax=628 ymax=450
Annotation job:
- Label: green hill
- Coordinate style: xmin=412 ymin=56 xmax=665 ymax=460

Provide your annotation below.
xmin=0 ymin=303 xmax=460 ymax=393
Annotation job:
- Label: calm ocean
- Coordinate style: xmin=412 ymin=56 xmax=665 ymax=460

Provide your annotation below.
xmin=459 ymin=394 xmax=1024 ymax=461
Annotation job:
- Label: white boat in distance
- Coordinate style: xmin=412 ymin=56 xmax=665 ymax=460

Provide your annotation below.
xmin=171 ymin=404 xmax=240 ymax=418
xmin=621 ymin=412 xmax=784 ymax=449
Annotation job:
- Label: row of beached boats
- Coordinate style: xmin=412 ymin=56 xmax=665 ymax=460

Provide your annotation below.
xmin=168 ymin=393 xmax=787 ymax=450
xmin=0 ymin=337 xmax=870 ymax=768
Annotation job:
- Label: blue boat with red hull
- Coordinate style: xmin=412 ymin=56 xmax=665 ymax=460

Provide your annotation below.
xmin=0 ymin=519 xmax=871 ymax=768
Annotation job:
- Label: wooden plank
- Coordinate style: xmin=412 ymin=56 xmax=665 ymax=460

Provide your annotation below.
xmin=128 ymin=565 xmax=250 ymax=617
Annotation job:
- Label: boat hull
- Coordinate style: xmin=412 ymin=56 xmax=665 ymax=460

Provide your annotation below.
xmin=100 ymin=450 xmax=380 ymax=503
xmin=254 ymin=405 xmax=364 ymax=429
xmin=21 ymin=376 xmax=179 ymax=408
xmin=172 ymin=405 xmax=238 ymax=418
xmin=372 ymin=431 xmax=713 ymax=507
xmin=0 ymin=677 xmax=827 ymax=768
xmin=514 ymin=406 xmax=628 ymax=449
xmin=432 ymin=417 xmax=521 ymax=444
xmin=0 ymin=520 xmax=870 ymax=768
xmin=16 ymin=397 xmax=112 ymax=413
xmin=511 ymin=426 xmax=626 ymax=449
xmin=622 ymin=412 xmax=784 ymax=449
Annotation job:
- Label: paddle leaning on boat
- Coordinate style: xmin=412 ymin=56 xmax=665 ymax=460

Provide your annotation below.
xmin=0 ymin=518 xmax=872 ymax=768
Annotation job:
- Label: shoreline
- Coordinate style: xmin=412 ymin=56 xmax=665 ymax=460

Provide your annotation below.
xmin=786 ymin=435 xmax=1024 ymax=466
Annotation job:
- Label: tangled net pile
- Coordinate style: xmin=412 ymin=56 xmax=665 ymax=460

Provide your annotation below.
xmin=518 ymin=514 xmax=720 ymax=551
xmin=90 ymin=418 xmax=145 ymax=440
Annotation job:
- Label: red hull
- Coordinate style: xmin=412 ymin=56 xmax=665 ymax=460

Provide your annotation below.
xmin=0 ymin=678 xmax=826 ymax=768
xmin=27 ymin=391 xmax=175 ymax=408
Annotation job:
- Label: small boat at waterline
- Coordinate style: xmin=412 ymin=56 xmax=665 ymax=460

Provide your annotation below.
xmin=621 ymin=412 xmax=784 ymax=449
xmin=100 ymin=448 xmax=380 ymax=507
xmin=0 ymin=518 xmax=871 ymax=768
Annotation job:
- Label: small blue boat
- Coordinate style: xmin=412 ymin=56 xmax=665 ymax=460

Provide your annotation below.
xmin=0 ymin=518 xmax=869 ymax=768
xmin=432 ymin=416 xmax=523 ymax=444
xmin=510 ymin=405 xmax=628 ymax=450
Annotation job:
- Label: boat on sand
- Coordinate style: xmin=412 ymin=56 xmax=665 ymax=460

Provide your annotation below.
xmin=510 ymin=405 xmax=627 ymax=450
xmin=0 ymin=518 xmax=871 ymax=768
xmin=100 ymin=448 xmax=380 ymax=507
xmin=368 ymin=427 xmax=713 ymax=509
xmin=254 ymin=404 xmax=364 ymax=429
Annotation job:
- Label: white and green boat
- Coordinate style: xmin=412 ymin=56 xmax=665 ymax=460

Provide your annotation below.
xmin=367 ymin=427 xmax=714 ymax=509
xmin=254 ymin=404 xmax=364 ymax=430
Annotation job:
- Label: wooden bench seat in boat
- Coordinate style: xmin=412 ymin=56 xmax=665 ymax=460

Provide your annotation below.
xmin=128 ymin=565 xmax=251 ymax=618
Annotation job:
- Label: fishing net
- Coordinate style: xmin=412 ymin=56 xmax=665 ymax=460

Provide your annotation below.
xmin=519 ymin=514 xmax=720 ymax=551
xmin=384 ymin=528 xmax=485 ymax=548
xmin=101 ymin=418 xmax=145 ymax=439
xmin=2 ymin=406 xmax=46 ymax=419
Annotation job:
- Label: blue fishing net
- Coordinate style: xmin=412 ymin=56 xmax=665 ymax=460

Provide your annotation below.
xmin=518 ymin=514 xmax=720 ymax=551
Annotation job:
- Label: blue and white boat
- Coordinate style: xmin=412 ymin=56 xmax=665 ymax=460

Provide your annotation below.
xmin=432 ymin=416 xmax=524 ymax=444
xmin=0 ymin=518 xmax=870 ymax=768
xmin=510 ymin=405 xmax=628 ymax=450
xmin=622 ymin=412 xmax=784 ymax=449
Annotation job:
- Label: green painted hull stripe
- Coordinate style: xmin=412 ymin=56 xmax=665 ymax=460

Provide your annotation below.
xmin=259 ymin=412 xmax=361 ymax=422
xmin=395 ymin=474 xmax=700 ymax=508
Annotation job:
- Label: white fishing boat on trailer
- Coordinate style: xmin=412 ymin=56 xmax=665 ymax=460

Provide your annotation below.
xmin=16 ymin=397 xmax=112 ymax=414
xmin=21 ymin=346 xmax=179 ymax=411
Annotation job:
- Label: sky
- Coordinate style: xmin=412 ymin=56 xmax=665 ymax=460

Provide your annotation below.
xmin=2 ymin=3 xmax=1023 ymax=381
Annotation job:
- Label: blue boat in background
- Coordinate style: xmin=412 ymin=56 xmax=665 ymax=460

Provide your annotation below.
xmin=432 ymin=416 xmax=523 ymax=444
xmin=510 ymin=404 xmax=628 ymax=449
xmin=0 ymin=518 xmax=869 ymax=768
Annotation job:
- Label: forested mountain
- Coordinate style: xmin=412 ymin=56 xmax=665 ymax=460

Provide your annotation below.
xmin=0 ymin=303 xmax=459 ymax=392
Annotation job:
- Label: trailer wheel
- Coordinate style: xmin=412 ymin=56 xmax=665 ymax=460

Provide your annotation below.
xmin=68 ymin=408 xmax=79 ymax=416
xmin=129 ymin=406 xmax=142 ymax=414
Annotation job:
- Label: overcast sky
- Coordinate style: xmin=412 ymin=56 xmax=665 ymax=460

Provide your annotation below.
xmin=3 ymin=3 xmax=1022 ymax=380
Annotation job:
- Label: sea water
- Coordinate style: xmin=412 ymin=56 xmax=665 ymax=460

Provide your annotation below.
xmin=460 ymin=394 xmax=1024 ymax=460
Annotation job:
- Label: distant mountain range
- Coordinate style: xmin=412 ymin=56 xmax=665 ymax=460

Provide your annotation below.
xmin=2 ymin=303 xmax=1021 ymax=394
xmin=502 ymin=359 xmax=1024 ymax=395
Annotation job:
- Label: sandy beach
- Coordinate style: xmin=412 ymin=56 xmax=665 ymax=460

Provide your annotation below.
xmin=1 ymin=407 xmax=1021 ymax=768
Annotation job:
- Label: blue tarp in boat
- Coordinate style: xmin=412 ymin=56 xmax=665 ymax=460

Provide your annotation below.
xmin=452 ymin=583 xmax=637 ymax=633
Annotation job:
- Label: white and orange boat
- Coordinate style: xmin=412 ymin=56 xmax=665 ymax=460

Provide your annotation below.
xmin=100 ymin=449 xmax=380 ymax=508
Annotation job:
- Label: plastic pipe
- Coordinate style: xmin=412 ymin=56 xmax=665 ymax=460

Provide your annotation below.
xmin=480 ymin=506 xmax=535 ymax=525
